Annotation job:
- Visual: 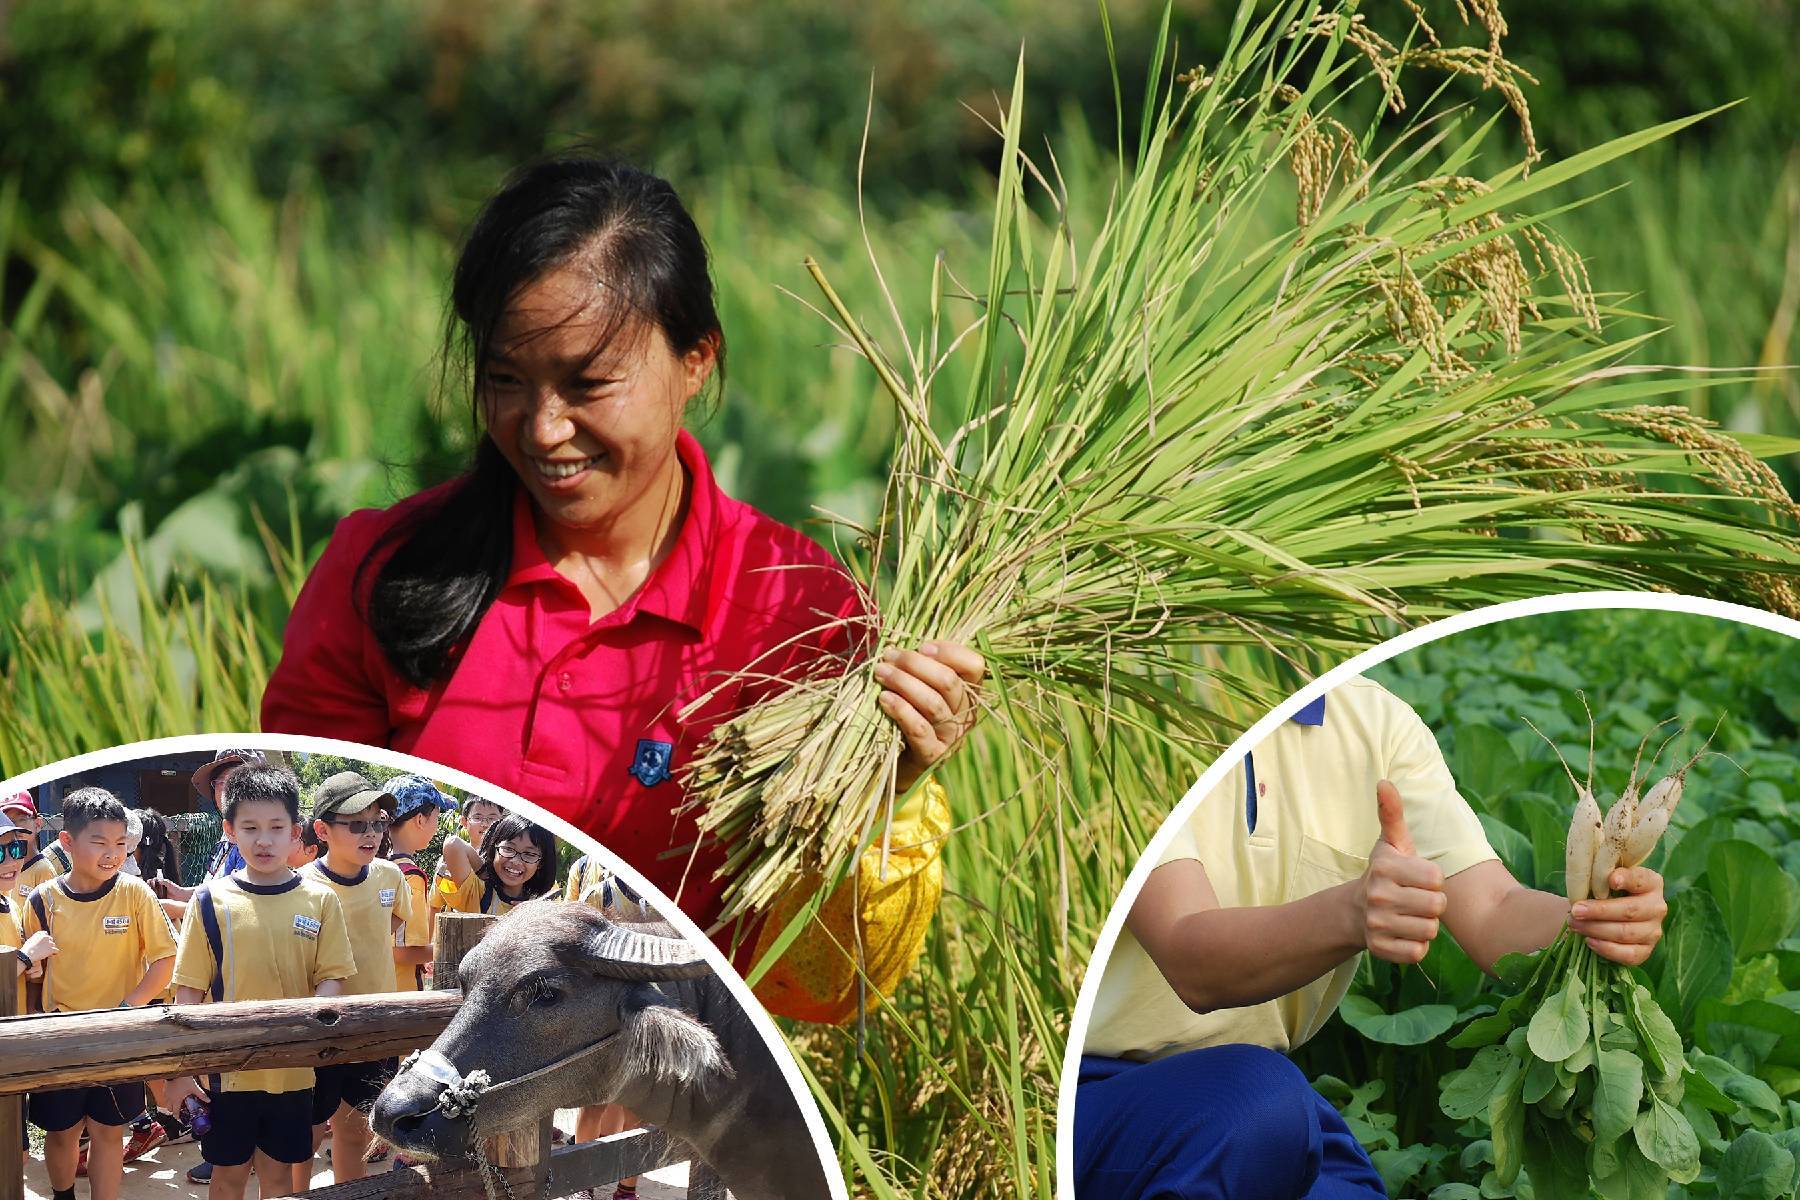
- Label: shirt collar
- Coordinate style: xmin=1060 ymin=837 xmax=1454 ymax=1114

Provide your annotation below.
xmin=232 ymin=872 xmax=303 ymax=896
xmin=1291 ymin=695 xmax=1327 ymax=726
xmin=57 ymin=874 xmax=119 ymax=903
xmin=504 ymin=429 xmax=719 ymax=637
xmin=313 ymin=861 xmax=370 ymax=888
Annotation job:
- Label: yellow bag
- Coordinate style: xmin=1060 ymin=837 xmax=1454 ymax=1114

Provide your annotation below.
xmin=751 ymin=778 xmax=950 ymax=1025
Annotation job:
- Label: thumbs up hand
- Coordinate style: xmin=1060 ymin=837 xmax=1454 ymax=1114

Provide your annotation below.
xmin=1359 ymin=780 xmax=1447 ymax=964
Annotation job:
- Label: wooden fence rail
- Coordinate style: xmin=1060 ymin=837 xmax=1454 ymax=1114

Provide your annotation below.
xmin=0 ymin=912 xmax=727 ymax=1200
xmin=0 ymin=993 xmax=460 ymax=1093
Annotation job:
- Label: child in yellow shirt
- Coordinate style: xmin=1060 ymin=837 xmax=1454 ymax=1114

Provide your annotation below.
xmin=438 ymin=812 xmax=556 ymax=916
xmin=165 ymin=766 xmax=357 ymax=1200
xmin=22 ymin=788 xmax=177 ymax=1200
xmin=0 ymin=807 xmax=58 ymax=1012
xmin=3 ymin=792 xmax=61 ymax=906
xmin=428 ymin=796 xmax=504 ymax=913
xmin=302 ymin=771 xmax=420 ymax=1185
xmin=378 ymin=775 xmax=453 ymax=992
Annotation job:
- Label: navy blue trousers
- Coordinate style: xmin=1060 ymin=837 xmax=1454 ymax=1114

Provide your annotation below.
xmin=1074 ymin=1045 xmax=1388 ymax=1200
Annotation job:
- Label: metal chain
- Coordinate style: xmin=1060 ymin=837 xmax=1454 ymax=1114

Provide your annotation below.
xmin=392 ymin=1051 xmax=523 ymax=1200
xmin=468 ymin=1138 xmax=520 ymax=1200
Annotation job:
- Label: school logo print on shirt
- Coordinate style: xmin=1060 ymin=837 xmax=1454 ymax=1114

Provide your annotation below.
xmin=378 ymin=888 xmax=397 ymax=908
xmin=293 ymin=914 xmax=322 ymax=940
xmin=103 ymin=915 xmax=130 ymax=933
xmin=629 ymin=739 xmax=674 ymax=787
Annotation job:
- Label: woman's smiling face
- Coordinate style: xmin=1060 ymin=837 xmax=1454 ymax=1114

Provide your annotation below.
xmin=480 ymin=263 xmax=715 ymax=540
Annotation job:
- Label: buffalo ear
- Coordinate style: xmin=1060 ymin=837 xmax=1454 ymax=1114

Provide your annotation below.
xmin=619 ymin=986 xmax=735 ymax=1096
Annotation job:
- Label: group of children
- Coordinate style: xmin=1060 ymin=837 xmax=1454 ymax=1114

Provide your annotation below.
xmin=0 ymin=759 xmax=651 ymax=1200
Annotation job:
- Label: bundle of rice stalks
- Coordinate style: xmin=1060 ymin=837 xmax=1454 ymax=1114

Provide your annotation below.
xmin=684 ymin=0 xmax=1800 ymax=929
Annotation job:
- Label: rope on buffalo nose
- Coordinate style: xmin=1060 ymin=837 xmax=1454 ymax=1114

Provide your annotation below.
xmin=395 ymin=1050 xmax=516 ymax=1200
xmin=398 ymin=1048 xmax=494 ymax=1120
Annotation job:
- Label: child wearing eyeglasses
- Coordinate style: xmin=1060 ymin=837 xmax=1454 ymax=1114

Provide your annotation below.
xmin=439 ymin=812 xmax=558 ymax=916
xmin=301 ymin=771 xmax=422 ymax=1185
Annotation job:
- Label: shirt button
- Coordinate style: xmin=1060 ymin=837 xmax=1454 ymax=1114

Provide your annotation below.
xmin=558 ymin=672 xmax=572 ymax=692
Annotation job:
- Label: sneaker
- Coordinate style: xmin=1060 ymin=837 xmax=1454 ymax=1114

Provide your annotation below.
xmin=157 ymin=1112 xmax=195 ymax=1146
xmin=187 ymin=1161 xmax=214 ymax=1185
xmin=123 ymin=1119 xmax=168 ymax=1163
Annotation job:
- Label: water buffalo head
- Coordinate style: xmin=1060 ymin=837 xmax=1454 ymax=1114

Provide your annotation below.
xmin=371 ymin=900 xmax=731 ymax=1161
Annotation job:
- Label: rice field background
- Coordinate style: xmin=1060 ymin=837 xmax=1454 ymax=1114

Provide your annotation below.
xmin=3 ymin=1 xmax=1799 ymax=1196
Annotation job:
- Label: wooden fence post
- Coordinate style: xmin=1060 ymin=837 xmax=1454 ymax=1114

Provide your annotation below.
xmin=430 ymin=912 xmax=496 ymax=989
xmin=1 ymin=975 xmax=24 ymax=1200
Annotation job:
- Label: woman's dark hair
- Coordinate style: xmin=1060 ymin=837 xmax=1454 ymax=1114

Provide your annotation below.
xmin=476 ymin=812 xmax=558 ymax=901
xmin=133 ymin=808 xmax=180 ymax=884
xmin=361 ymin=155 xmax=726 ymax=687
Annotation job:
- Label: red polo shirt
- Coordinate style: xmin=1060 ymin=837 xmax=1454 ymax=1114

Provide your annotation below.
xmin=261 ymin=431 xmax=866 ymax=929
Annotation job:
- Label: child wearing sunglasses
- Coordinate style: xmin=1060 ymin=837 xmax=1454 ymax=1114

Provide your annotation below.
xmin=0 ymin=807 xmax=58 ymax=1011
xmin=3 ymin=793 xmax=60 ymax=906
xmin=302 ymin=771 xmax=423 ymax=1186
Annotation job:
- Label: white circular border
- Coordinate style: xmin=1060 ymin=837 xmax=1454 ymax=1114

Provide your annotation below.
xmin=1054 ymin=590 xmax=1800 ymax=1197
xmin=2 ymin=731 xmax=851 ymax=1200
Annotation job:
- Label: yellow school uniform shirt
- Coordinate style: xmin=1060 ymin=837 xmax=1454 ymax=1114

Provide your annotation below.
xmin=22 ymin=873 xmax=177 ymax=1014
xmin=1084 ymin=677 xmax=1497 ymax=1061
xmin=429 ymin=840 xmax=473 ymax=913
xmin=12 ymin=854 xmax=56 ymax=907
xmin=0 ymin=894 xmax=25 ymax=1014
xmin=171 ymin=872 xmax=357 ymax=1093
xmin=442 ymin=874 xmax=529 ymax=917
xmin=569 ymin=863 xmax=656 ymax=920
xmin=306 ymin=858 xmax=418 ymax=995
xmin=387 ymin=853 xmax=433 ymax=992
xmin=563 ymin=855 xmax=598 ymax=904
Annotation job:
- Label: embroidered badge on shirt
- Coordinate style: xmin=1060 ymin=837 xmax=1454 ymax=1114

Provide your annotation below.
xmin=629 ymin=739 xmax=674 ymax=787
xmin=378 ymin=888 xmax=397 ymax=908
xmin=293 ymin=914 xmax=322 ymax=940
xmin=103 ymin=915 xmax=130 ymax=933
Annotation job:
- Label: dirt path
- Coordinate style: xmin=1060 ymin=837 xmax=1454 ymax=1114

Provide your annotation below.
xmin=22 ymin=1109 xmax=692 ymax=1199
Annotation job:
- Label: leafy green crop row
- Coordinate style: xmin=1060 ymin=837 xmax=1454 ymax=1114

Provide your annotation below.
xmin=1299 ymin=609 xmax=1800 ymax=1197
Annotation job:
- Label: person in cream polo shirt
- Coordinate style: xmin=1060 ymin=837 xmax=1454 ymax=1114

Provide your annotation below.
xmin=1075 ymin=677 xmax=1672 ymax=1200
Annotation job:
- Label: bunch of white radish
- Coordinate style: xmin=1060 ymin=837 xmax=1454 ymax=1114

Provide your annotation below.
xmin=1561 ymin=718 xmax=1707 ymax=902
xmin=1441 ymin=716 xmax=1730 ymax=1199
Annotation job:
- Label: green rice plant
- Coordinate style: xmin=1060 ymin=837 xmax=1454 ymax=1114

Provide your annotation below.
xmin=0 ymin=529 xmax=297 ymax=773
xmin=684 ymin=0 xmax=1800 ymax=930
xmin=793 ymin=687 xmax=1211 ymax=1198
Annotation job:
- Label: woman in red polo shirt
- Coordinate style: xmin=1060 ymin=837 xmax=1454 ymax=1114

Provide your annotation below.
xmin=261 ymin=157 xmax=983 ymax=930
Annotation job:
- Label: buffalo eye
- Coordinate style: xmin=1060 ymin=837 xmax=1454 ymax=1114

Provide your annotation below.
xmin=530 ymin=979 xmax=560 ymax=1007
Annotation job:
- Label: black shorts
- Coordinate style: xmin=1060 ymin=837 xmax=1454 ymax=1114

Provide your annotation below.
xmin=310 ymin=1059 xmax=396 ymax=1126
xmin=29 ymin=1084 xmax=146 ymax=1132
xmin=202 ymin=1088 xmax=316 ymax=1166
